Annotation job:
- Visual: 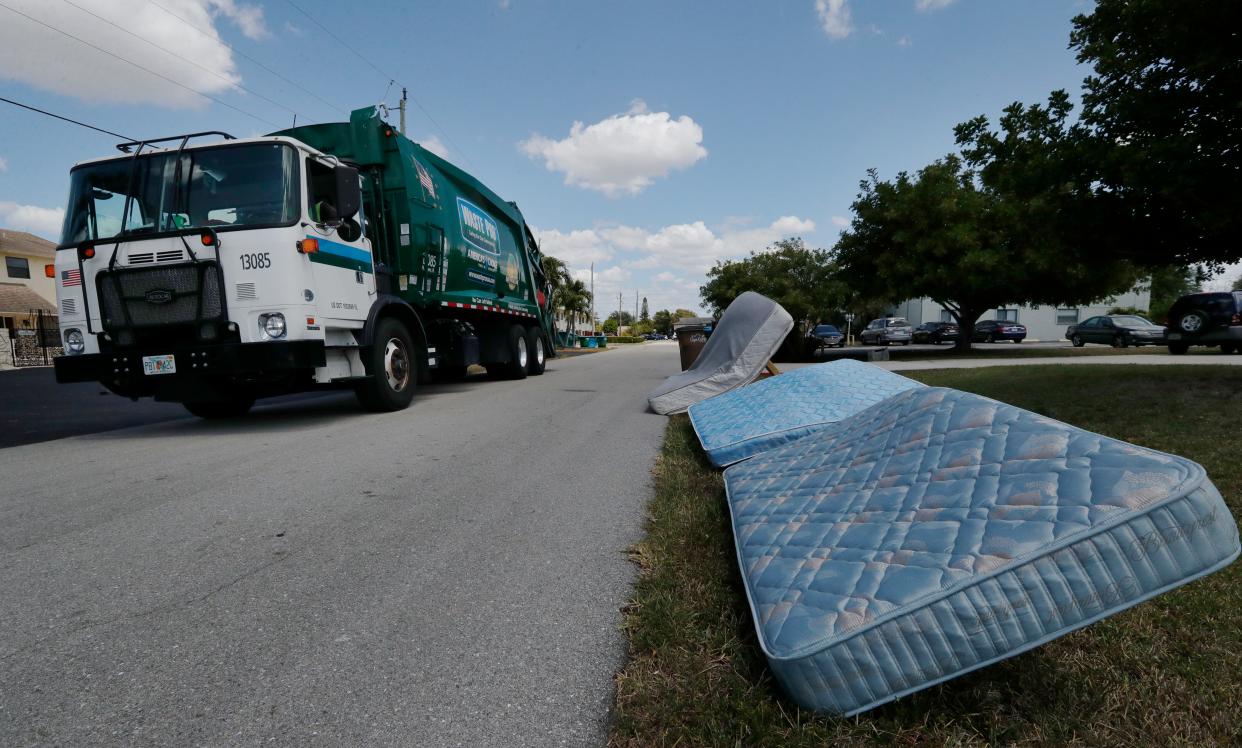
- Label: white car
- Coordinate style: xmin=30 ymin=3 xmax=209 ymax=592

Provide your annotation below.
xmin=860 ymin=317 xmax=913 ymax=345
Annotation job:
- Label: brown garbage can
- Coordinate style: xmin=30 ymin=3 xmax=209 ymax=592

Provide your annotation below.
xmin=675 ymin=325 xmax=708 ymax=371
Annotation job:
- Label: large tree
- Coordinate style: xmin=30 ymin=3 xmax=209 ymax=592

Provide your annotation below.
xmin=1068 ymin=0 xmax=1242 ymax=268
xmin=700 ymin=239 xmax=839 ymax=323
xmin=652 ymin=309 xmax=673 ymax=334
xmin=832 ymin=154 xmax=1138 ymax=350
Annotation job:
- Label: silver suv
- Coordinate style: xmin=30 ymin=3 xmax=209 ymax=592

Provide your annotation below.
xmin=860 ymin=317 xmax=913 ymax=346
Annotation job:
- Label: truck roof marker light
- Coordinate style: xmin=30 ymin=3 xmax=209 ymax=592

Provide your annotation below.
xmin=79 ymin=245 xmax=95 ymax=260
xmin=200 ymin=232 xmax=216 ymax=247
xmin=298 ymin=238 xmax=319 ymax=254
xmin=306 ymin=316 xmax=315 ymax=326
xmin=384 ymin=127 xmax=394 ymax=137
xmin=45 ymin=264 xmax=56 ymax=278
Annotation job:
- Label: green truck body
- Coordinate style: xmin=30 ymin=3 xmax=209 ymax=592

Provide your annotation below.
xmin=275 ymin=108 xmax=554 ymax=340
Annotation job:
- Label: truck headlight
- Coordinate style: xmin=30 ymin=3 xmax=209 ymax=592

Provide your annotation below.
xmin=65 ymin=328 xmax=85 ymax=354
xmin=259 ymin=313 xmax=286 ymax=339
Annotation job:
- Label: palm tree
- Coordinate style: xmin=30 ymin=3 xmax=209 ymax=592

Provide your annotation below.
xmin=560 ymin=278 xmax=591 ymax=335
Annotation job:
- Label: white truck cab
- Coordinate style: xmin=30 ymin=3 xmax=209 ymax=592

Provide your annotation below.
xmin=53 ymin=132 xmax=394 ymax=416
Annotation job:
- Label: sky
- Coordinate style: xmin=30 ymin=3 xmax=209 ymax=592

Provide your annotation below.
xmin=1 ymin=0 xmax=1231 ymax=313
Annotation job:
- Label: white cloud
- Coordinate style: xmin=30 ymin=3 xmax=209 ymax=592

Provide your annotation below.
xmin=0 ymin=157 xmax=7 ymax=173
xmin=519 ymin=100 xmax=707 ymax=197
xmin=538 ymin=214 xmax=815 ymax=317
xmin=815 ymin=0 xmax=853 ymax=39
xmin=208 ymin=0 xmax=269 ymax=40
xmin=897 ymin=35 xmax=913 ymax=47
xmin=915 ymin=0 xmax=957 ymax=11
xmin=282 ymin=20 xmax=304 ymax=36
xmin=0 ymin=201 xmax=66 ymax=240
xmin=499 ymin=0 xmax=511 ymax=9
xmin=418 ymin=135 xmax=449 ymax=159
xmin=831 ymin=215 xmax=849 ymax=228
xmin=533 ymin=227 xmax=614 ymax=268
xmin=0 ymin=0 xmax=259 ymax=108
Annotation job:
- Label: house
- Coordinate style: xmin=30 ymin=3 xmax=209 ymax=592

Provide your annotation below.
xmin=890 ymin=285 xmax=1152 ymax=342
xmin=0 ymin=229 xmax=57 ymax=305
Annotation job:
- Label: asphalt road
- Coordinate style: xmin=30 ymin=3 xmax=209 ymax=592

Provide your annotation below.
xmin=0 ymin=342 xmax=673 ymax=746
xmin=0 ymin=368 xmax=338 ymax=449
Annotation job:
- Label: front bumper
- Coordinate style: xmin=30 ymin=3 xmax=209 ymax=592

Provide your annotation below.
xmin=55 ymin=340 xmax=326 ymax=395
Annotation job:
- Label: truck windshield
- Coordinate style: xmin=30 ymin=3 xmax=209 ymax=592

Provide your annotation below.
xmin=60 ymin=143 xmax=298 ymax=246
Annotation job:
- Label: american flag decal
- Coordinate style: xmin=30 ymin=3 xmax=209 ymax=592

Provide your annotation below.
xmin=61 ymin=268 xmax=82 ymax=287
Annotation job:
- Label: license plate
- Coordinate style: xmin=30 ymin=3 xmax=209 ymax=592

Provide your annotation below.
xmin=142 ymin=354 xmax=176 ymax=375
xmin=1167 ymin=333 xmax=1181 ymax=340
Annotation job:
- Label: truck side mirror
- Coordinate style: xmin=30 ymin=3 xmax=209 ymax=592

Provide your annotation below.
xmin=334 ymin=164 xmax=361 ymax=220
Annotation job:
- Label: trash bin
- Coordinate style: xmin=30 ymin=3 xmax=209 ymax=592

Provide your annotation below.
xmin=675 ymin=324 xmax=708 ymax=370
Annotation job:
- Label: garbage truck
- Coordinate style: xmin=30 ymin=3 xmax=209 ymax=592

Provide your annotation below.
xmin=50 ymin=107 xmax=556 ymax=417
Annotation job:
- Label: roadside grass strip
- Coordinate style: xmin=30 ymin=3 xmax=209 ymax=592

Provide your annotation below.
xmin=612 ymin=365 xmax=1242 ymax=746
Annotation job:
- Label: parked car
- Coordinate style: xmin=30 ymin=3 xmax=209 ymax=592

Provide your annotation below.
xmin=912 ymin=321 xmax=960 ymax=344
xmin=1164 ymin=291 xmax=1242 ymax=354
xmin=860 ymin=317 xmax=913 ymax=346
xmin=1066 ymin=315 xmax=1166 ymax=347
xmin=973 ymin=319 xmax=1026 ymax=343
xmin=807 ymin=324 xmax=845 ymax=349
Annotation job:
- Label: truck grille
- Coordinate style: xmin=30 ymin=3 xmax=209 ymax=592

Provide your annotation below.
xmin=96 ymin=262 xmax=225 ymax=331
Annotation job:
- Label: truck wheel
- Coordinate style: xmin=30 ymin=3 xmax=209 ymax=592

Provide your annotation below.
xmin=526 ymin=327 xmax=547 ymax=376
xmin=184 ymin=395 xmax=254 ymax=419
xmin=504 ymin=324 xmax=529 ymax=380
xmin=355 ymin=317 xmax=417 ymax=412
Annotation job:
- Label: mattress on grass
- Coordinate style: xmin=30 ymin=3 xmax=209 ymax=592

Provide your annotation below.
xmin=647 ymin=291 xmax=793 ymax=415
xmin=723 ymin=386 xmax=1240 ymax=716
xmin=689 ymin=359 xmax=925 ymax=467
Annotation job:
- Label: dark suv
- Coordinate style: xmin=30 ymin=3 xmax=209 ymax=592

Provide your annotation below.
xmin=1165 ymin=291 xmax=1242 ymax=354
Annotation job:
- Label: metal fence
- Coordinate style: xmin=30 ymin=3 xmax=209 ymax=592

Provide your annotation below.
xmin=6 ymin=308 xmax=62 ymax=367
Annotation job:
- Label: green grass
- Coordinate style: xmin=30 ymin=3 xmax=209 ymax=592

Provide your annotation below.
xmin=612 ymin=365 xmax=1242 ymax=747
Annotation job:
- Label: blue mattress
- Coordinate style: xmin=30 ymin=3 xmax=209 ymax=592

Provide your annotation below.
xmin=688 ymin=360 xmax=924 ymax=467
xmin=723 ymin=387 xmax=1239 ymax=716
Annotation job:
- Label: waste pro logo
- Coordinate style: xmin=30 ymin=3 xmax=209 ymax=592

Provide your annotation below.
xmin=457 ymin=197 xmax=500 ymax=256
xmin=144 ymin=289 xmax=174 ymax=304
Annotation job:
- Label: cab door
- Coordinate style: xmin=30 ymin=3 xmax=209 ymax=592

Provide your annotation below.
xmin=305 ymin=157 xmax=374 ymax=327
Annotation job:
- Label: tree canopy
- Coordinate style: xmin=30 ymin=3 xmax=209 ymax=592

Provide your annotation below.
xmin=832 ymin=152 xmax=1139 ymax=349
xmin=1069 ymin=0 xmax=1242 ymax=267
xmin=700 ymin=238 xmax=840 ymax=324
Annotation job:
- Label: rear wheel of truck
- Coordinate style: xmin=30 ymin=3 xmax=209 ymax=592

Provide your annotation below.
xmin=526 ymin=327 xmax=547 ymax=376
xmin=503 ymin=324 xmax=529 ymax=380
xmin=355 ymin=317 xmax=417 ymax=412
xmin=184 ymin=395 xmax=254 ymax=419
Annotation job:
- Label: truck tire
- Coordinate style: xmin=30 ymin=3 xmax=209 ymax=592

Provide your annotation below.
xmin=355 ymin=317 xmax=417 ymax=412
xmin=184 ymin=395 xmax=254 ymax=419
xmin=526 ymin=327 xmax=547 ymax=376
xmin=504 ymin=324 xmax=529 ymax=380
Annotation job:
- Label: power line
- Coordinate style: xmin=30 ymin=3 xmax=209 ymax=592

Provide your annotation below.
xmin=282 ymin=0 xmax=476 ymax=168
xmin=147 ymin=0 xmax=347 ymax=119
xmin=0 ymin=95 xmax=135 ymax=141
xmin=0 ymin=1 xmax=280 ymax=128
xmin=284 ymin=0 xmax=395 ymax=81
xmin=58 ymin=0 xmax=305 ymax=120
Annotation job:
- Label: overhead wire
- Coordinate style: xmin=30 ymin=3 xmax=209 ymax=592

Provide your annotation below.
xmin=0 ymin=1 xmax=281 ymax=128
xmin=0 ymin=95 xmax=136 ymax=141
xmin=146 ymin=0 xmax=347 ymax=119
xmin=58 ymin=0 xmax=305 ymax=120
xmin=283 ymin=0 xmax=476 ymax=168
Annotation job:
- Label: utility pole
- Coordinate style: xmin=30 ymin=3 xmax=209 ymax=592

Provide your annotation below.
xmin=399 ymin=87 xmax=408 ymax=135
xmin=589 ymin=263 xmax=594 ymax=334
xmin=618 ymin=292 xmax=623 ymax=335
xmin=634 ymin=290 xmax=638 ymax=324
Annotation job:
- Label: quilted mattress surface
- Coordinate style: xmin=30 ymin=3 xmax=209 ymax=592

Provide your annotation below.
xmin=647 ymin=291 xmax=793 ymax=415
xmin=723 ymin=387 xmax=1240 ymax=716
xmin=688 ymin=359 xmax=924 ymax=467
